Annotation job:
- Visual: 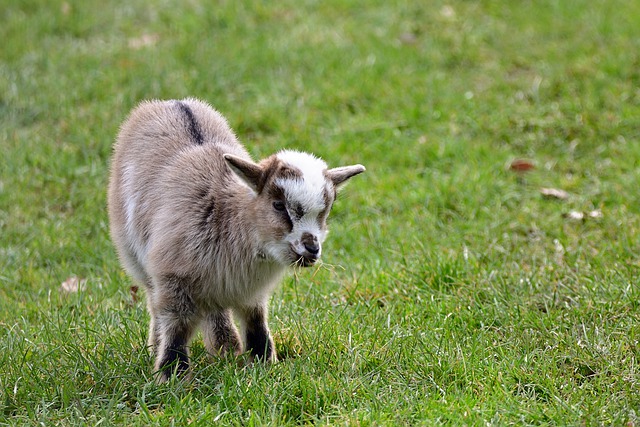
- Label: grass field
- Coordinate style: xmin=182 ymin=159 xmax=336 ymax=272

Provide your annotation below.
xmin=2 ymin=0 xmax=640 ymax=425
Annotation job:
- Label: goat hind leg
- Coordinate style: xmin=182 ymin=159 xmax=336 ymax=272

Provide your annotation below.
xmin=153 ymin=313 xmax=198 ymax=382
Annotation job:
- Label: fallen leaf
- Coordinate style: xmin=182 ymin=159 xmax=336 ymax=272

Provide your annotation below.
xmin=540 ymin=187 xmax=569 ymax=200
xmin=509 ymin=159 xmax=535 ymax=172
xmin=130 ymin=285 xmax=139 ymax=303
xmin=60 ymin=276 xmax=86 ymax=293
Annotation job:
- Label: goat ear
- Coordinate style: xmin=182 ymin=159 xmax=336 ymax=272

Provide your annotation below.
xmin=326 ymin=164 xmax=366 ymax=188
xmin=224 ymin=154 xmax=263 ymax=192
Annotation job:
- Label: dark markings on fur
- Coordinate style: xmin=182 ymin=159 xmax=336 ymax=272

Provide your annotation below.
xmin=267 ymin=184 xmax=285 ymax=201
xmin=155 ymin=275 xmax=198 ymax=379
xmin=293 ymin=203 xmax=304 ymax=221
xmin=244 ymin=307 xmax=274 ymax=360
xmin=195 ymin=186 xmax=208 ymax=200
xmin=256 ymin=157 xmax=303 ymax=194
xmin=215 ymin=194 xmax=236 ymax=235
xmin=158 ymin=334 xmax=190 ymax=378
xmin=318 ymin=186 xmax=333 ymax=224
xmin=200 ymin=196 xmax=216 ymax=230
xmin=197 ymin=195 xmax=237 ymax=259
xmin=323 ymin=186 xmax=333 ymax=207
xmin=276 ymin=165 xmax=302 ymax=180
xmin=267 ymin=185 xmax=293 ymax=232
xmin=176 ymin=101 xmax=205 ymax=145
xmin=203 ymin=199 xmax=216 ymax=224
xmin=255 ymin=157 xmax=279 ymax=193
xmin=281 ymin=209 xmax=293 ymax=232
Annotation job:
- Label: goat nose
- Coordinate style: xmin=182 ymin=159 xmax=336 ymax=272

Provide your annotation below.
xmin=301 ymin=233 xmax=320 ymax=255
xmin=304 ymin=240 xmax=320 ymax=255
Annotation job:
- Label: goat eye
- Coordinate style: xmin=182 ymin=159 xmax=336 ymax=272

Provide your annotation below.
xmin=272 ymin=201 xmax=286 ymax=212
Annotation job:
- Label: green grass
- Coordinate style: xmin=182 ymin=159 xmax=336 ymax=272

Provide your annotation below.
xmin=1 ymin=0 xmax=640 ymax=425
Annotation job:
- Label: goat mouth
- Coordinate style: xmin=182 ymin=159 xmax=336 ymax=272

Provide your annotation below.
xmin=295 ymin=257 xmax=317 ymax=267
xmin=291 ymin=251 xmax=318 ymax=268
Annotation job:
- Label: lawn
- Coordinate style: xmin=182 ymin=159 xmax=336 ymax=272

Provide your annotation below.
xmin=1 ymin=0 xmax=640 ymax=425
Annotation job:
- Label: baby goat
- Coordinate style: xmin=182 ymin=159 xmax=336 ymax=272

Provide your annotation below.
xmin=108 ymin=98 xmax=365 ymax=381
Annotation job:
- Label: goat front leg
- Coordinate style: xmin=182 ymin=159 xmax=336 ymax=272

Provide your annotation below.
xmin=237 ymin=304 xmax=277 ymax=362
xmin=203 ymin=309 xmax=243 ymax=357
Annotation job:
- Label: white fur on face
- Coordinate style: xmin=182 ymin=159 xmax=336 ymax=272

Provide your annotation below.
xmin=275 ymin=150 xmax=329 ymax=213
xmin=275 ymin=150 xmax=329 ymax=218
xmin=273 ymin=150 xmax=334 ymax=262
